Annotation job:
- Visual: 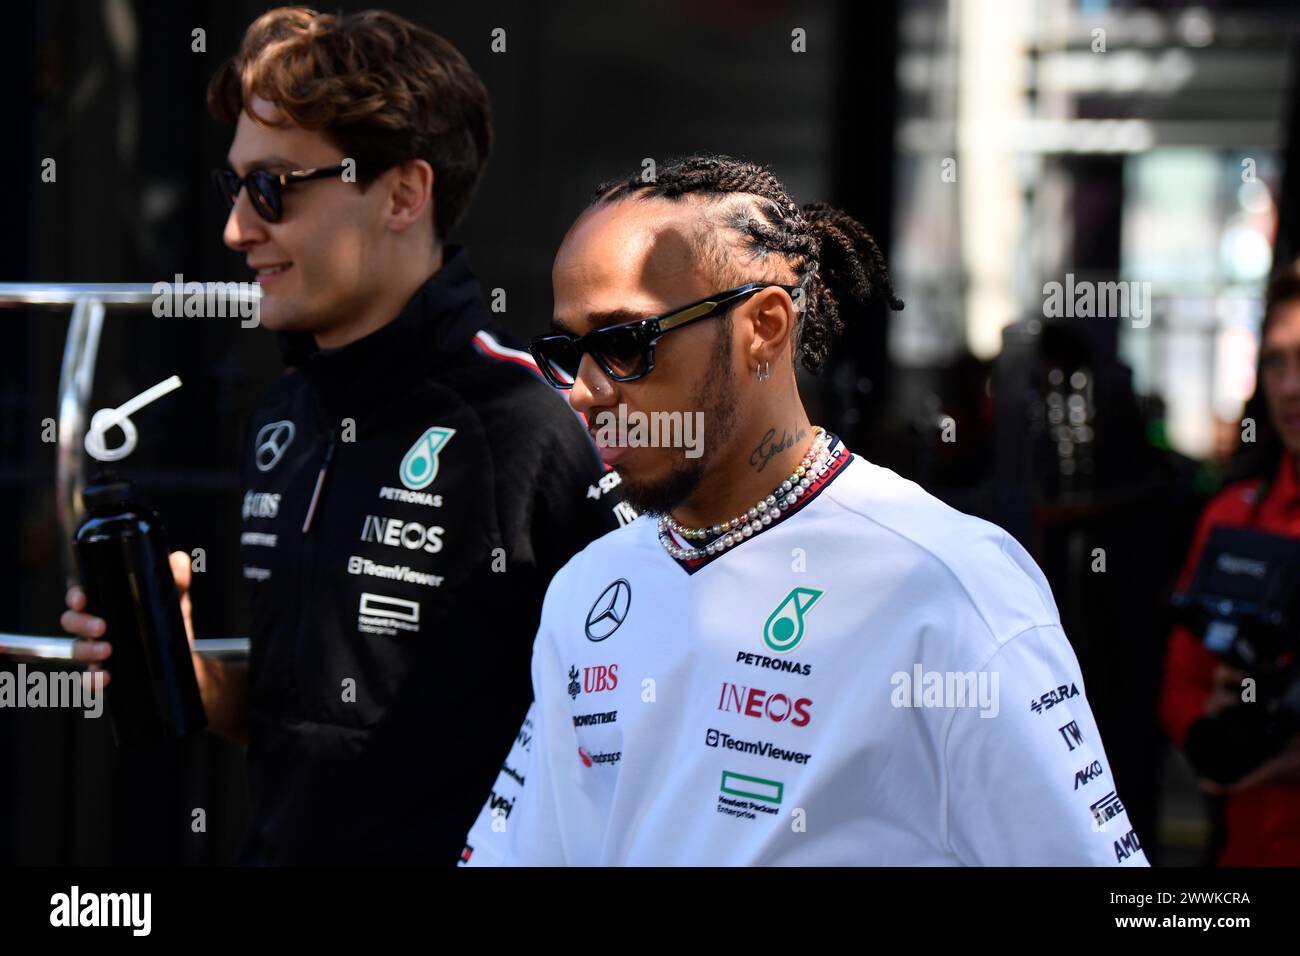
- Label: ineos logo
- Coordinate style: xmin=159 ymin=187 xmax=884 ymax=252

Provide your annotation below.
xmin=717 ymin=682 xmax=813 ymax=727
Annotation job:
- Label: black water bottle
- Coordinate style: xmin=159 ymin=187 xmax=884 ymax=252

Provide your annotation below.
xmin=74 ymin=475 xmax=206 ymax=746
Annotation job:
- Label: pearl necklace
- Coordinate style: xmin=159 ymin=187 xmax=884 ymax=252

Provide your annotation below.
xmin=657 ymin=426 xmax=830 ymax=561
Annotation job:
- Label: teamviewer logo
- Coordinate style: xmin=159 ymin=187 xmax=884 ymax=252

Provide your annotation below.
xmin=705 ymin=729 xmax=720 ymax=748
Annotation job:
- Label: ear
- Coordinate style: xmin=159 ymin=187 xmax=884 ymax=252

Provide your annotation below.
xmin=384 ymin=158 xmax=435 ymax=234
xmin=742 ymin=286 xmax=799 ymax=369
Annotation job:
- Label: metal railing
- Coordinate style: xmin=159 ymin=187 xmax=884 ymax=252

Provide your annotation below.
xmin=0 ymin=633 xmax=249 ymax=662
xmin=0 ymin=284 xmax=253 ymax=661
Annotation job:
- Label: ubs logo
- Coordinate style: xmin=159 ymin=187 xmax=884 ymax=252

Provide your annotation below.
xmin=568 ymin=664 xmax=619 ymax=699
xmin=242 ymin=491 xmax=280 ymax=520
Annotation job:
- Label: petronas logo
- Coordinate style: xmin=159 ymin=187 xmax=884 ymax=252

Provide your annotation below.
xmin=400 ymin=426 xmax=456 ymax=490
xmin=763 ymin=587 xmax=824 ymax=653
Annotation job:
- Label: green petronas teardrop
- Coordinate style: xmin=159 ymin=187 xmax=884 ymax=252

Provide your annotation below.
xmin=763 ymin=587 xmax=824 ymax=653
xmin=400 ymin=426 xmax=456 ymax=491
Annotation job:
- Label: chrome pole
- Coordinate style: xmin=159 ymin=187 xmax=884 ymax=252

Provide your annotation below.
xmin=0 ymin=633 xmax=250 ymax=662
xmin=56 ymin=297 xmax=104 ymax=587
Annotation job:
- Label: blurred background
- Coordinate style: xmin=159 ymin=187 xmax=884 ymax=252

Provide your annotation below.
xmin=1 ymin=0 xmax=1298 ymax=865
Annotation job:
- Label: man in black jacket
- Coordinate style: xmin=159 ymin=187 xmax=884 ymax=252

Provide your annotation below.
xmin=62 ymin=6 xmax=629 ymax=864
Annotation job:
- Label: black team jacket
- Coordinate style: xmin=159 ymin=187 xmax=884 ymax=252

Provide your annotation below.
xmin=236 ymin=246 xmax=630 ymax=864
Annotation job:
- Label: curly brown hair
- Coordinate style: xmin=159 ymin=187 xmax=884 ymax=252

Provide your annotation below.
xmin=207 ymin=6 xmax=492 ymax=240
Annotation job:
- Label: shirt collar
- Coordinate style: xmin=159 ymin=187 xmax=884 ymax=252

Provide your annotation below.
xmin=276 ymin=245 xmax=490 ymax=422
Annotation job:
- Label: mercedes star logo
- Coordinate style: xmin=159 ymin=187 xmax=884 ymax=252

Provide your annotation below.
xmin=255 ymin=420 xmax=296 ymax=472
xmin=585 ymin=579 xmax=632 ymax=642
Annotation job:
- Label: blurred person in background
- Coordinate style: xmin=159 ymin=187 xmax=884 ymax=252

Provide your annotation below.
xmin=1160 ymin=259 xmax=1300 ymax=866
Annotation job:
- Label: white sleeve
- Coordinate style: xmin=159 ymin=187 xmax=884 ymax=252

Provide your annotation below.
xmin=461 ymin=592 xmax=572 ymax=866
xmin=458 ymin=702 xmax=536 ymax=867
xmin=942 ymin=623 xmax=1149 ymax=866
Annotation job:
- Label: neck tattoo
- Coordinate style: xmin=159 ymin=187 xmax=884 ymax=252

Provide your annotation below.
xmin=749 ymin=424 xmax=809 ymax=473
xmin=658 ymin=425 xmax=829 ymax=561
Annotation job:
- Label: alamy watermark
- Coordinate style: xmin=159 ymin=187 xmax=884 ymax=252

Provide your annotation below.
xmin=151 ymin=274 xmax=260 ymax=327
xmin=50 ymin=886 xmax=150 ymax=936
xmin=0 ymin=664 xmax=103 ymax=718
xmin=890 ymin=665 xmax=1000 ymax=718
xmin=591 ymin=404 xmax=705 ymax=459
xmin=1042 ymin=273 xmax=1151 ymax=329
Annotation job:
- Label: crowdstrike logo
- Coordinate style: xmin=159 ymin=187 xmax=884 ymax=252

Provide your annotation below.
xmin=573 ymin=710 xmax=617 ymax=727
xmin=399 ymin=426 xmax=455 ymax=491
xmin=585 ymin=579 xmax=631 ymax=642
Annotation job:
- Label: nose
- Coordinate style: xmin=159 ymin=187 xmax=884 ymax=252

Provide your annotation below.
xmin=569 ymin=353 xmax=617 ymax=418
xmin=222 ymin=186 xmax=268 ymax=252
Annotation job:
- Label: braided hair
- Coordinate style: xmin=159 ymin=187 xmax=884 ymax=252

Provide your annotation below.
xmin=592 ymin=154 xmax=903 ymax=373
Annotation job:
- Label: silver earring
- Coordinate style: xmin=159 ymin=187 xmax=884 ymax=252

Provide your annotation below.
xmin=756 ymin=360 xmax=770 ymax=383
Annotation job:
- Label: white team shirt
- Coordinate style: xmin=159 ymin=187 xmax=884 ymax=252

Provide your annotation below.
xmin=461 ymin=435 xmax=1148 ymax=866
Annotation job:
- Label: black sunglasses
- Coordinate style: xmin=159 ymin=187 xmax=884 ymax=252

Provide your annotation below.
xmin=529 ymin=282 xmax=799 ymax=388
xmin=212 ymin=162 xmax=359 ymax=223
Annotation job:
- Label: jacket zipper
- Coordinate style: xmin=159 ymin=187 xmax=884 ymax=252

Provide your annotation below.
xmin=302 ymin=429 xmax=338 ymax=533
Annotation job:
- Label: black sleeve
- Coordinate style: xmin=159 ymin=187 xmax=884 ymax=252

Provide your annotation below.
xmin=529 ymin=423 xmax=628 ymax=582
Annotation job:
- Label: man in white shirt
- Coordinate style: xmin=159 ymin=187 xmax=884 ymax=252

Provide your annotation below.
xmin=460 ymin=154 xmax=1148 ymax=866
